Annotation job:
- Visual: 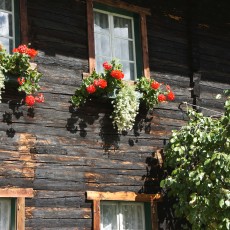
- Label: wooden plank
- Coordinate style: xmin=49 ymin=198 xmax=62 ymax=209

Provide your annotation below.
xmin=141 ymin=13 xmax=150 ymax=78
xmin=0 ymin=188 xmax=34 ymax=197
xmin=86 ymin=191 xmax=162 ymax=202
xmin=17 ymin=197 xmax=25 ymax=230
xmin=93 ymin=200 xmax=100 ymax=230
xmin=87 ymin=0 xmax=96 ymax=73
xmin=151 ymin=198 xmax=158 ymax=230
xmin=94 ymin=0 xmax=151 ymax=15
xmin=20 ymin=0 xmax=28 ymax=44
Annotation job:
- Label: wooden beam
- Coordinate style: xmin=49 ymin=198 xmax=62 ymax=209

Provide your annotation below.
xmin=87 ymin=0 xmax=96 ymax=73
xmin=87 ymin=191 xmax=162 ymax=202
xmin=94 ymin=0 xmax=151 ymax=15
xmin=0 ymin=188 xmax=34 ymax=197
xmin=93 ymin=200 xmax=100 ymax=230
xmin=20 ymin=0 xmax=29 ymax=44
xmin=17 ymin=197 xmax=25 ymax=230
xmin=140 ymin=13 xmax=150 ymax=78
xmin=151 ymin=198 xmax=158 ymax=230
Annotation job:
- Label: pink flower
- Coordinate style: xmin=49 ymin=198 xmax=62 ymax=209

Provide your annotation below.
xmin=25 ymin=95 xmax=35 ymax=106
xmin=103 ymin=62 xmax=112 ymax=70
xmin=35 ymin=93 xmax=45 ymax=103
xmin=86 ymin=85 xmax=96 ymax=94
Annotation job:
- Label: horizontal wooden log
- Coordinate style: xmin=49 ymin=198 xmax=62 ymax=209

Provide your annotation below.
xmin=86 ymin=190 xmax=162 ymax=202
xmin=0 ymin=188 xmax=34 ymax=197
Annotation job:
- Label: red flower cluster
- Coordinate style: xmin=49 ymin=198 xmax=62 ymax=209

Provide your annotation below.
xmin=94 ymin=79 xmax=107 ymax=89
xmin=17 ymin=77 xmax=25 ymax=86
xmin=25 ymin=95 xmax=36 ymax=106
xmin=25 ymin=93 xmax=45 ymax=106
xmin=110 ymin=70 xmax=124 ymax=80
xmin=151 ymin=81 xmax=160 ymax=90
xmin=103 ymin=62 xmax=112 ymax=71
xmin=158 ymin=94 xmax=166 ymax=102
xmin=86 ymin=85 xmax=96 ymax=94
xmin=167 ymin=91 xmax=175 ymax=101
xmin=86 ymin=78 xmax=108 ymax=94
xmin=13 ymin=45 xmax=38 ymax=58
xmin=157 ymin=91 xmax=175 ymax=102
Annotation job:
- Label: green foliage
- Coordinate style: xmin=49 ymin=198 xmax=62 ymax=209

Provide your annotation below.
xmin=161 ymin=96 xmax=230 ymax=229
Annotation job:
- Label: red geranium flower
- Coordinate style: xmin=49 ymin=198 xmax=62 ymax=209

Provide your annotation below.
xmin=94 ymin=79 xmax=107 ymax=89
xmin=111 ymin=70 xmax=124 ymax=80
xmin=103 ymin=62 xmax=112 ymax=71
xmin=167 ymin=91 xmax=175 ymax=101
xmin=86 ymin=85 xmax=96 ymax=94
xmin=17 ymin=77 xmax=25 ymax=85
xmin=13 ymin=45 xmax=38 ymax=58
xmin=158 ymin=94 xmax=166 ymax=102
xmin=35 ymin=93 xmax=45 ymax=103
xmin=25 ymin=95 xmax=36 ymax=106
xmin=151 ymin=81 xmax=160 ymax=90
xmin=27 ymin=48 xmax=38 ymax=58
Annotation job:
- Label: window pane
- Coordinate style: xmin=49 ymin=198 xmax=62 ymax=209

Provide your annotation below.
xmin=94 ymin=11 xmax=109 ymax=34
xmin=113 ymin=16 xmax=132 ymax=39
xmin=101 ymin=203 xmax=118 ymax=230
xmin=0 ymin=0 xmax=12 ymax=11
xmin=95 ymin=33 xmax=111 ymax=58
xmin=114 ymin=39 xmax=134 ymax=61
xmin=0 ymin=199 xmax=12 ymax=230
xmin=0 ymin=12 xmax=12 ymax=36
xmin=120 ymin=61 xmax=135 ymax=80
xmin=121 ymin=203 xmax=145 ymax=230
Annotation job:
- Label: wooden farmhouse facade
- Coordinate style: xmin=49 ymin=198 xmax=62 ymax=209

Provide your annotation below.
xmin=0 ymin=0 xmax=229 ymax=229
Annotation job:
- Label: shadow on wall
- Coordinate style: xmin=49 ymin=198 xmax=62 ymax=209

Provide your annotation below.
xmin=66 ymin=98 xmax=152 ymax=150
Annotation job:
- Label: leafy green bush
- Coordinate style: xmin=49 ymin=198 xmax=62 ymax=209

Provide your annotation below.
xmin=161 ymin=94 xmax=230 ymax=229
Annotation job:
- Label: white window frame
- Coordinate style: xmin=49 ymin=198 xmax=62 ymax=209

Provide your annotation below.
xmin=93 ymin=8 xmax=137 ymax=80
xmin=0 ymin=0 xmax=16 ymax=52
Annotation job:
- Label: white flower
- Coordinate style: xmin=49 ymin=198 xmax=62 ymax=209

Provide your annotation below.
xmin=112 ymin=83 xmax=140 ymax=132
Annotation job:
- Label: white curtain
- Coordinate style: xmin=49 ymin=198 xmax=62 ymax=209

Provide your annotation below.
xmin=101 ymin=202 xmax=145 ymax=230
xmin=0 ymin=199 xmax=12 ymax=230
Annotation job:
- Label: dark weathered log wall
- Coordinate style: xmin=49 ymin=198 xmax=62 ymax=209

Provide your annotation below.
xmin=0 ymin=0 xmax=229 ymax=229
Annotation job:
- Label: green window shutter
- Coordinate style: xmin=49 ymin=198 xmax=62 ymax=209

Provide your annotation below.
xmin=144 ymin=202 xmax=152 ymax=230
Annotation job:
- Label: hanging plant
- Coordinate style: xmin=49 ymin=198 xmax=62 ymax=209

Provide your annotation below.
xmin=0 ymin=44 xmax=44 ymax=106
xmin=71 ymin=60 xmax=175 ymax=132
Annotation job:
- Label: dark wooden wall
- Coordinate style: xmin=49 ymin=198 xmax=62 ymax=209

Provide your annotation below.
xmin=0 ymin=0 xmax=229 ymax=229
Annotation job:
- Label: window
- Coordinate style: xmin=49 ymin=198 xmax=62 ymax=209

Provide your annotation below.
xmin=0 ymin=0 xmax=19 ymax=52
xmin=0 ymin=188 xmax=33 ymax=230
xmin=0 ymin=198 xmax=16 ymax=230
xmin=101 ymin=201 xmax=146 ymax=230
xmin=86 ymin=191 xmax=161 ymax=230
xmin=87 ymin=0 xmax=151 ymax=79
